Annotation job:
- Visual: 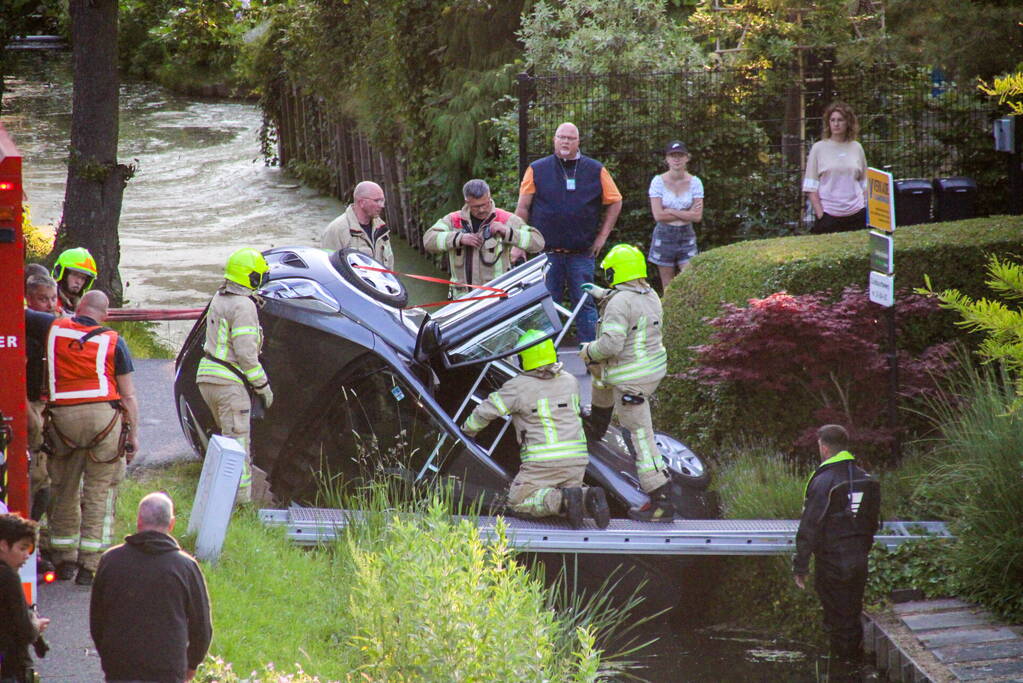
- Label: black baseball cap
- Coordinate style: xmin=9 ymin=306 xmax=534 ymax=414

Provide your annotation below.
xmin=665 ymin=140 xmax=689 ymax=155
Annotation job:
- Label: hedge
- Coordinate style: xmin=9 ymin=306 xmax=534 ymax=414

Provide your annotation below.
xmin=655 ymin=214 xmax=1023 ymax=458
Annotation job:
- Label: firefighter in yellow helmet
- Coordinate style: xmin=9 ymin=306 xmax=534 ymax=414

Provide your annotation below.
xmin=461 ymin=330 xmax=610 ymax=529
xmin=580 ymin=244 xmax=673 ymax=522
xmin=51 ymin=247 xmax=98 ymax=314
xmin=195 ymin=248 xmax=273 ymax=504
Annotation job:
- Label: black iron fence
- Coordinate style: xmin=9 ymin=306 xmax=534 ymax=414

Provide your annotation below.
xmin=517 ymin=59 xmax=1006 ymax=249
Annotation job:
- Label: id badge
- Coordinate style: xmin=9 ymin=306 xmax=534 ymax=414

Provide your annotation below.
xmin=566 ymin=178 xmax=576 ymax=191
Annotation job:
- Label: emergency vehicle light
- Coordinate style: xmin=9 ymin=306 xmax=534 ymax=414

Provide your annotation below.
xmin=0 ymin=181 xmax=15 ymax=191
xmin=43 ymin=570 xmax=56 ymax=584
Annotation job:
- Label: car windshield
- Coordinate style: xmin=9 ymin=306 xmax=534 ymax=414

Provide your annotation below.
xmin=443 ymin=302 xmax=558 ymax=366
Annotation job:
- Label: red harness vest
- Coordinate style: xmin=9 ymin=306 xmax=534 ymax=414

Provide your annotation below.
xmin=47 ymin=317 xmax=121 ymax=405
xmin=448 ymin=208 xmax=513 ymax=232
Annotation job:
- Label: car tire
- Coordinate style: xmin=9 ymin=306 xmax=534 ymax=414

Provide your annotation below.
xmin=330 ymin=248 xmax=408 ymax=307
xmin=655 ymin=432 xmax=711 ymax=491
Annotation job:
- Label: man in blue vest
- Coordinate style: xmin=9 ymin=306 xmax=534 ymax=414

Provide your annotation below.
xmin=794 ymin=424 xmax=881 ymax=667
xmin=515 ymin=122 xmax=623 ymax=342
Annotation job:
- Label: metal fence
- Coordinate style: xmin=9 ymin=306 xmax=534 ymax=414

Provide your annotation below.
xmin=517 ymin=58 xmax=1005 ymax=247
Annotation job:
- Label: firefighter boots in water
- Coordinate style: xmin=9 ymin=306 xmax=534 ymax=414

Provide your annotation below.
xmin=561 ymin=487 xmax=585 ymax=529
xmin=628 ymin=483 xmax=675 ymax=523
xmin=583 ymin=405 xmax=613 ymax=442
xmin=585 ymin=487 xmax=611 ymax=529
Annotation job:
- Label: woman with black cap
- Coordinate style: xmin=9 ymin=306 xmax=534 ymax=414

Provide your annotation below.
xmin=647 ymin=140 xmax=704 ymax=289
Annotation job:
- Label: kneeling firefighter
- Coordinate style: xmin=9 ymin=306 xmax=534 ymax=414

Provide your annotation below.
xmin=461 ymin=330 xmax=610 ymax=529
xmin=195 ymin=248 xmax=274 ymax=504
xmin=580 ymin=244 xmax=674 ymax=522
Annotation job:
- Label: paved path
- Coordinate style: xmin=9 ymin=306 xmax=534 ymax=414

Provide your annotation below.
xmin=36 ymin=358 xmax=195 ymax=681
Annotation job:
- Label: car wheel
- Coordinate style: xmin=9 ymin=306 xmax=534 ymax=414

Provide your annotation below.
xmin=655 ymin=432 xmax=710 ymax=490
xmin=330 ymin=248 xmax=408 ymax=307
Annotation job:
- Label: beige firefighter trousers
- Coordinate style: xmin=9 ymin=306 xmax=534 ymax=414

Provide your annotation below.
xmin=592 ymin=378 xmax=669 ymax=493
xmin=507 ymin=456 xmax=589 ymax=518
xmin=45 ymin=402 xmax=125 ymax=571
xmin=198 ymin=381 xmax=253 ymax=502
xmin=27 ymin=399 xmax=49 ymax=496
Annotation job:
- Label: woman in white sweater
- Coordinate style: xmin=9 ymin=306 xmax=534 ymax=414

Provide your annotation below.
xmin=803 ymin=102 xmax=868 ymax=234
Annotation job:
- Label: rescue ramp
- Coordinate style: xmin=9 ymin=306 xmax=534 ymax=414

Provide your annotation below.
xmin=259 ymin=507 xmax=950 ymax=556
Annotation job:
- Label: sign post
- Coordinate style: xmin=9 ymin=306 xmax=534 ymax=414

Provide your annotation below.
xmin=866 ymin=167 xmax=900 ymax=461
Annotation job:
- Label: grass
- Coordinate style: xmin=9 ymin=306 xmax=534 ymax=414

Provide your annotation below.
xmin=116 ymin=465 xmax=642 ymax=681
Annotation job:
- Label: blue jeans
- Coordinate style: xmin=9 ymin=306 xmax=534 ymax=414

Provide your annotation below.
xmin=545 ymin=252 xmax=597 ymax=342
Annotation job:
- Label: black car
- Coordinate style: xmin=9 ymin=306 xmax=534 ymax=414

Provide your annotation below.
xmin=174 ymin=247 xmax=713 ymax=519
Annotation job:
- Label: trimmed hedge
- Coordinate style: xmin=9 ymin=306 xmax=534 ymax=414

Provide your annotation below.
xmin=656 ymin=215 xmax=1023 ymax=457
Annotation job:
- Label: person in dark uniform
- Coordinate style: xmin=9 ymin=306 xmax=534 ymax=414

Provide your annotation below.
xmin=793 ymin=424 xmax=881 ymax=666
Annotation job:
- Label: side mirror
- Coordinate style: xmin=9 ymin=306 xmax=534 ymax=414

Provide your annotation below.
xmin=414 ymin=318 xmax=443 ymax=363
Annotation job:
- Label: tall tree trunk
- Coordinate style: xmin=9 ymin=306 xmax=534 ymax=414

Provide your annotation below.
xmin=54 ymin=0 xmax=131 ymax=305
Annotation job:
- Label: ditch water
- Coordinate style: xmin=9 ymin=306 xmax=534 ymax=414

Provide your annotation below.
xmin=4 ymin=50 xmax=829 ymax=681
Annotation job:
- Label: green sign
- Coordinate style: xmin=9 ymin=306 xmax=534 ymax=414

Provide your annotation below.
xmin=870 ymin=231 xmax=893 ymax=274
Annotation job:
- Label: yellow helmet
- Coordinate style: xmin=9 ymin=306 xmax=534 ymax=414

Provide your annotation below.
xmin=517 ymin=329 xmax=557 ymax=371
xmin=600 ymin=244 xmax=646 ymax=287
xmin=225 ymin=248 xmax=269 ymax=290
xmin=52 ymin=247 xmax=98 ymax=291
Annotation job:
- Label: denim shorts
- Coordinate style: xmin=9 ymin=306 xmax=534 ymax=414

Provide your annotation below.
xmin=648 ymin=222 xmax=698 ymax=267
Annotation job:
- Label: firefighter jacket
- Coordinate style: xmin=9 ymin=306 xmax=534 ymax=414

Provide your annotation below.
xmin=585 ymin=280 xmax=667 ymax=386
xmin=321 ymin=204 xmax=394 ymax=269
xmin=461 ymin=363 xmax=588 ymax=463
xmin=793 ymin=451 xmax=881 ymax=576
xmin=47 ymin=316 xmax=123 ymax=405
xmin=196 ymin=281 xmax=268 ymax=389
xmin=423 ymin=203 xmax=544 ymax=295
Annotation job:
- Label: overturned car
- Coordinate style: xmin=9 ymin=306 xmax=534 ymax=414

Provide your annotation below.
xmin=174 ymin=247 xmax=714 ymax=520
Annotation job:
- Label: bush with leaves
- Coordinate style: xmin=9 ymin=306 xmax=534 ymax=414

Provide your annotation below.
xmin=689 ymin=287 xmax=955 ymax=465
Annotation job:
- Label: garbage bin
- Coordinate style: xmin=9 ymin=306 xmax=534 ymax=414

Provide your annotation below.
xmin=933 ymin=177 xmax=978 ymax=222
xmin=894 ymin=178 xmax=932 ymax=226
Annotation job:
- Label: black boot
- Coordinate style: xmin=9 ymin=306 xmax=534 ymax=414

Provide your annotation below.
xmin=561 ymin=487 xmax=585 ymax=529
xmin=628 ymin=483 xmax=675 ymax=523
xmin=583 ymin=405 xmax=612 ymax=441
xmin=585 ymin=487 xmax=610 ymax=529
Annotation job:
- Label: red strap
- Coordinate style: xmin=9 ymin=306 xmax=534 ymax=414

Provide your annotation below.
xmin=351 ymin=264 xmax=508 ymax=309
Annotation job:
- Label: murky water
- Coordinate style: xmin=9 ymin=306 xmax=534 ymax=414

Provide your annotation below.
xmin=3 ymin=50 xmax=832 ymax=681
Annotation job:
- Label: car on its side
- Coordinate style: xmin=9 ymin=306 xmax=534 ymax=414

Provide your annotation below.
xmin=174 ymin=247 xmax=713 ymax=519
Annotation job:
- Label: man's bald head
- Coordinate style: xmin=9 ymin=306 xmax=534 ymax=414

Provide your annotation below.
xmin=137 ymin=492 xmax=175 ymax=532
xmin=553 ymin=122 xmax=580 ymax=160
xmin=77 ymin=289 xmax=110 ymax=321
xmin=352 ymin=181 xmax=386 ymax=222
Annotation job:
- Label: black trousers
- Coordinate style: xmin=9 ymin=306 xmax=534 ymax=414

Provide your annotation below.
xmin=814 ymin=550 xmax=869 ymax=660
xmin=813 ymin=208 xmax=867 ymax=234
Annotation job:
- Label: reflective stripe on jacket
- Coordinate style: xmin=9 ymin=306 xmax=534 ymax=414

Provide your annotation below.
xmin=423 ymin=203 xmax=544 ymax=295
xmin=47 ymin=317 xmax=121 ymax=405
xmin=196 ymin=281 xmax=267 ymax=387
xmin=587 ymin=280 xmax=667 ymax=385
xmin=461 ymin=363 xmax=588 ymax=462
xmin=321 ymin=204 xmax=394 ymax=269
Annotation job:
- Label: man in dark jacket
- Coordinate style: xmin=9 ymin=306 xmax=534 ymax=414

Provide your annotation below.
xmin=793 ymin=424 xmax=881 ymax=664
xmin=90 ymin=492 xmax=212 ymax=682
xmin=0 ymin=514 xmax=50 ymax=683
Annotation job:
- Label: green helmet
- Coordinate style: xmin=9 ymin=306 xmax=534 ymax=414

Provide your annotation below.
xmin=600 ymin=243 xmax=646 ymax=287
xmin=517 ymin=329 xmax=557 ymax=371
xmin=225 ymin=248 xmax=269 ymax=290
xmin=52 ymin=247 xmax=98 ymax=291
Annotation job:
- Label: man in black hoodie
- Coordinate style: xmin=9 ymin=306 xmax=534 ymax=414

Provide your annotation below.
xmin=793 ymin=424 xmax=881 ymax=666
xmin=90 ymin=493 xmax=212 ymax=682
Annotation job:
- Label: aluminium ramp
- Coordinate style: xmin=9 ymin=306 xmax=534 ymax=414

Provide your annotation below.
xmin=259 ymin=507 xmax=951 ymax=555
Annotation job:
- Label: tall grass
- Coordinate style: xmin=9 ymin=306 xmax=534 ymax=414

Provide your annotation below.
xmin=914 ymin=360 xmax=1023 ymax=621
xmin=117 ymin=464 xmax=642 ymax=681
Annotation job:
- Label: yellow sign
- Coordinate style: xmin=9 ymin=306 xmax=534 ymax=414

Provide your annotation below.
xmin=867 ymin=167 xmax=895 ymax=233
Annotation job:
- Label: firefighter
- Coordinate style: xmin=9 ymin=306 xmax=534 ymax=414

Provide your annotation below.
xmin=321 ymin=181 xmax=394 ymax=268
xmin=44 ymin=290 xmax=140 ymax=586
xmin=24 ymin=274 xmax=58 ymax=524
xmin=51 ymin=247 xmax=98 ymax=314
xmin=195 ymin=248 xmax=273 ymax=504
xmin=423 ymin=179 xmax=545 ymax=298
xmin=794 ymin=424 xmax=881 ymax=665
xmin=461 ymin=330 xmax=610 ymax=529
xmin=579 ymin=244 xmax=674 ymax=522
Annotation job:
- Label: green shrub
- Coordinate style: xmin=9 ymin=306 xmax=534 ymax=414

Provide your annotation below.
xmin=866 ymin=539 xmax=960 ymax=607
xmin=656 ymin=215 xmax=1023 ymax=456
xmin=914 ymin=361 xmax=1023 ymax=622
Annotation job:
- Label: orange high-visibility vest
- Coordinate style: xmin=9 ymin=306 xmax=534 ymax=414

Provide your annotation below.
xmin=46 ymin=317 xmax=121 ymax=405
